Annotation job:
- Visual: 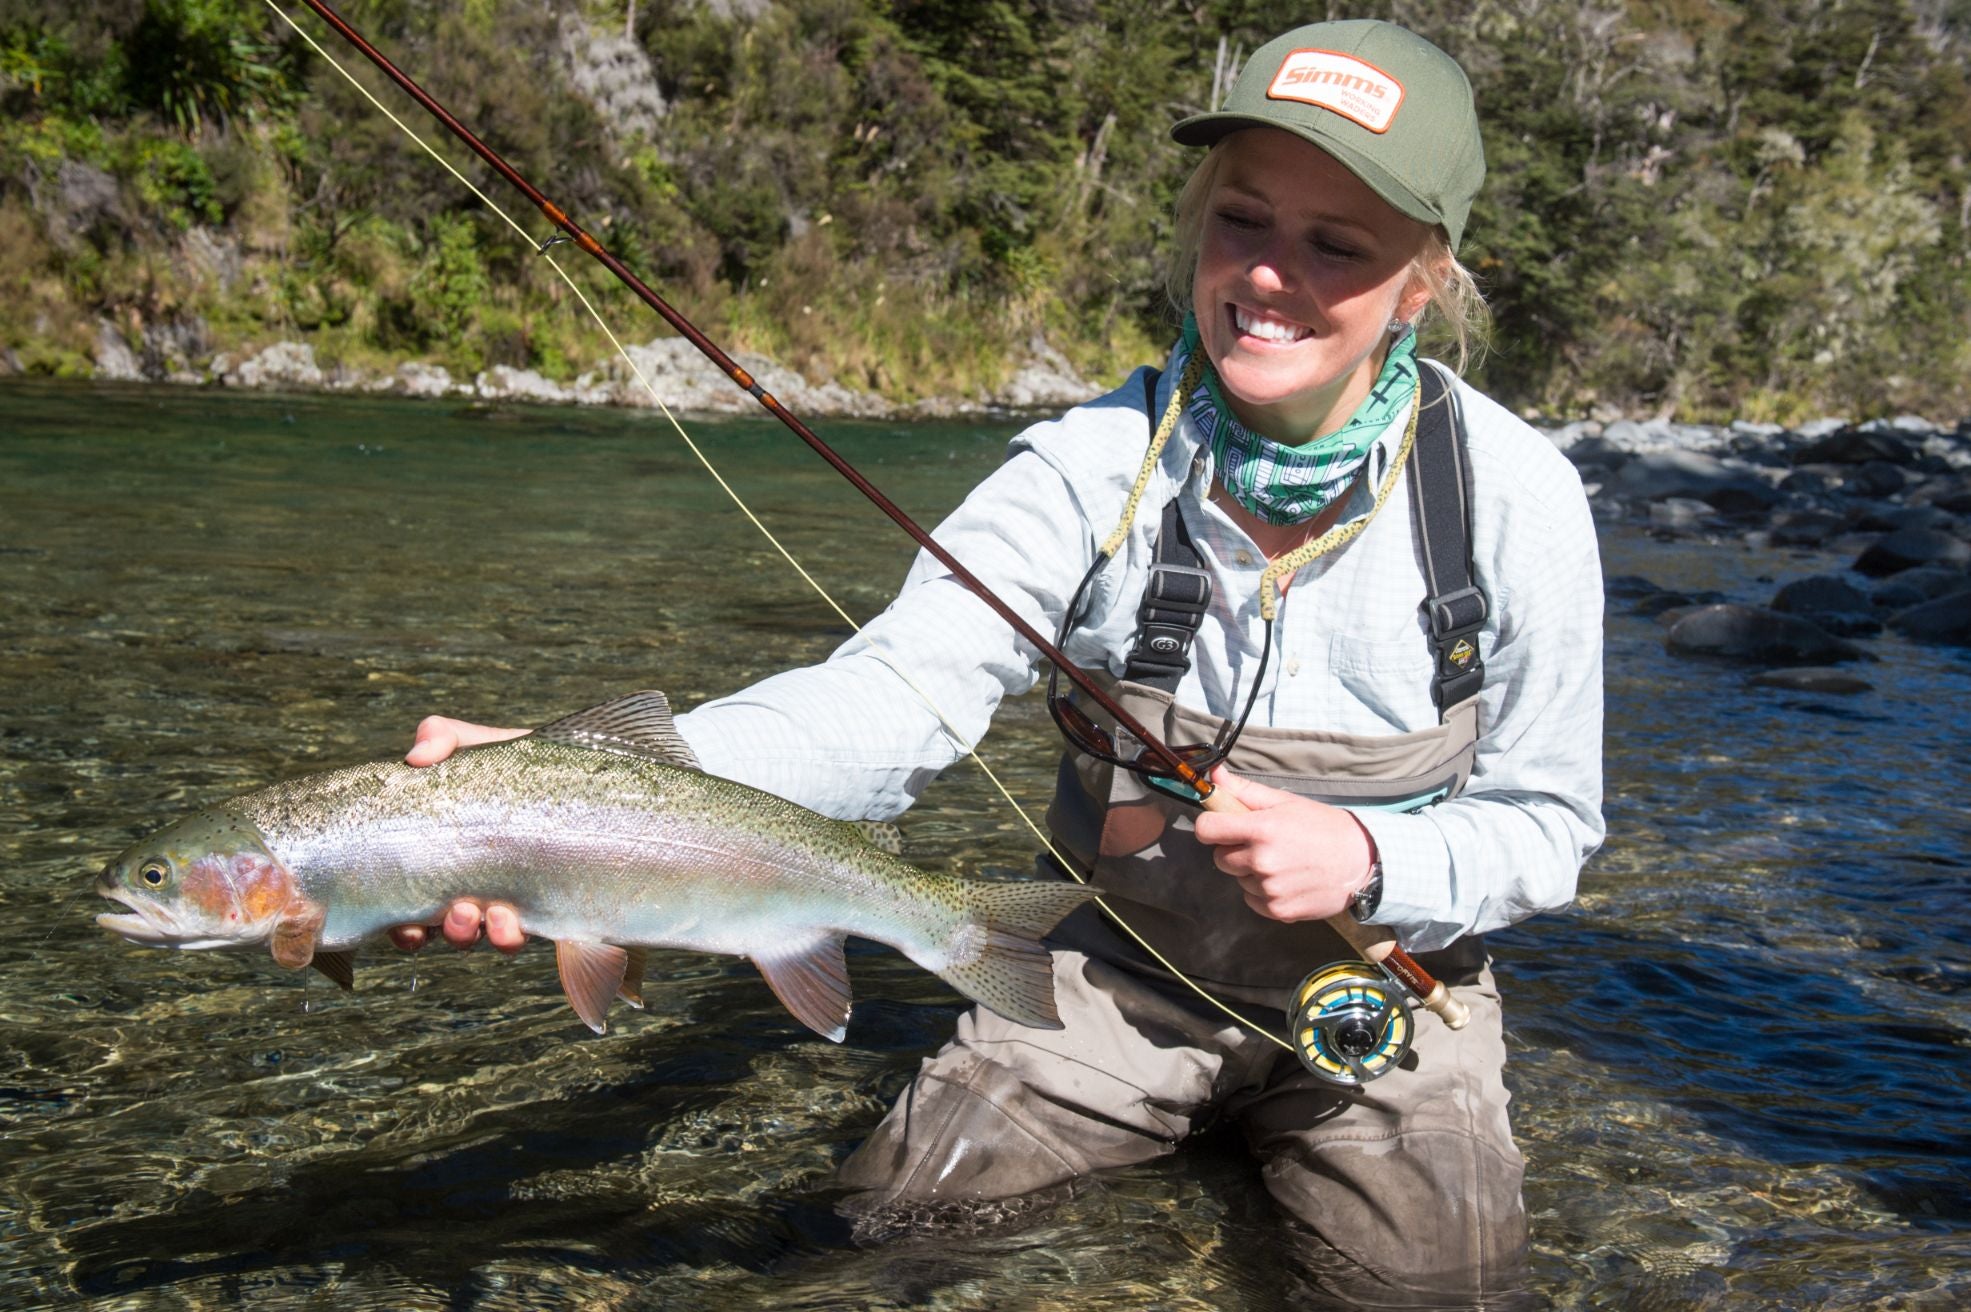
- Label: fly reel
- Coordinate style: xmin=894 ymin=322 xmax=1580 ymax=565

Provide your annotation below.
xmin=1287 ymin=962 xmax=1415 ymax=1086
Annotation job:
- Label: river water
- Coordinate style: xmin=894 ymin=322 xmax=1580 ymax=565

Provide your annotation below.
xmin=2 ymin=379 xmax=1966 ymax=1309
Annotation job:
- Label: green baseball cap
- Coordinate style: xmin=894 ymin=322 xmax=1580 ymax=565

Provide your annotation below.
xmin=1172 ymin=20 xmax=1485 ymax=250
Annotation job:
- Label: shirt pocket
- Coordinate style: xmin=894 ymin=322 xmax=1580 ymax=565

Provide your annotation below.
xmin=1326 ymin=632 xmax=1437 ymax=733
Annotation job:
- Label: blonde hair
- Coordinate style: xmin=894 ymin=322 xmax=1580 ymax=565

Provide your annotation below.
xmin=1163 ymin=146 xmax=1491 ymax=374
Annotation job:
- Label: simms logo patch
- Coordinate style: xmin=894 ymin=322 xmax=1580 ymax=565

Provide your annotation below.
xmin=1266 ymin=48 xmax=1405 ymax=133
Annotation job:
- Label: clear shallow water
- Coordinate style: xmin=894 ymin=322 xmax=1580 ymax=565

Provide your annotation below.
xmin=2 ymin=379 xmax=1967 ymax=1309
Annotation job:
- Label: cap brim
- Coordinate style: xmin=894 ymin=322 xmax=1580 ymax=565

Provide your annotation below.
xmin=1170 ymin=113 xmax=1444 ymax=237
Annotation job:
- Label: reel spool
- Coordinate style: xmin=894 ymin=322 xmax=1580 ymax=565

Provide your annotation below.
xmin=1287 ymin=962 xmax=1415 ymax=1086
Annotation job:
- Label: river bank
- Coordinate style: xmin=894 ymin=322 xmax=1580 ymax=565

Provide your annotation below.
xmin=67 ymin=329 xmax=1103 ymax=421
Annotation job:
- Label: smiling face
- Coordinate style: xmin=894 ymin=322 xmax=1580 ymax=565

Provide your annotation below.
xmin=1191 ymin=128 xmax=1436 ymax=442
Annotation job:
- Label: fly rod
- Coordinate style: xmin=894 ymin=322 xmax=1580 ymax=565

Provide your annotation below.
xmin=289 ymin=0 xmax=1466 ymax=1031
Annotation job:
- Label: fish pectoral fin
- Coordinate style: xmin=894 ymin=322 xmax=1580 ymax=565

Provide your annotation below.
xmin=617 ymin=948 xmax=647 ymax=1010
xmin=752 ymin=937 xmax=852 ymax=1043
xmin=269 ymin=901 xmax=327 ymax=972
xmin=556 ymin=940 xmax=630 ymax=1035
xmin=310 ymin=950 xmax=357 ymax=991
xmin=530 ymin=691 xmax=703 ymax=770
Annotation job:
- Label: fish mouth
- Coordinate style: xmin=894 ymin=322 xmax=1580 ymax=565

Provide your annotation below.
xmin=94 ymin=886 xmax=180 ymax=944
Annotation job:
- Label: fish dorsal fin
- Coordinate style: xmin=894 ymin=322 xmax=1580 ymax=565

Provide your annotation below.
xmin=556 ymin=940 xmax=630 ymax=1034
xmin=310 ymin=950 xmax=357 ymax=991
xmin=616 ymin=948 xmax=647 ymax=1010
xmin=752 ymin=936 xmax=853 ymax=1043
xmin=531 ymin=691 xmax=702 ymax=769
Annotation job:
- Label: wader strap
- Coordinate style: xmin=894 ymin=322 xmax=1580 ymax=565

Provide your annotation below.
xmin=1120 ymin=367 xmax=1213 ymax=693
xmin=1121 ymin=499 xmax=1212 ymax=691
xmin=1411 ymin=363 xmax=1488 ymax=713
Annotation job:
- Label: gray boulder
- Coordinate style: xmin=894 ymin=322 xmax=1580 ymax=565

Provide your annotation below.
xmin=1844 ymin=461 xmax=1911 ymax=498
xmin=1854 ymin=528 xmax=1971 ymax=578
xmin=1886 ymin=589 xmax=1971 ymax=647
xmin=1770 ymin=576 xmax=1882 ymax=637
xmin=1871 ymin=566 xmax=1971 ymax=610
xmin=1794 ymin=428 xmax=1918 ymax=466
xmin=1610 ymin=451 xmax=1779 ymax=512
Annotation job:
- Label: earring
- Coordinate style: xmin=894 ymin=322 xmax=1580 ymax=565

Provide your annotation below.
xmin=1387 ymin=319 xmax=1411 ymax=335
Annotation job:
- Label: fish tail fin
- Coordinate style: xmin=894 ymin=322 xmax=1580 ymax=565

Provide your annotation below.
xmin=935 ymin=880 xmax=1100 ymax=1031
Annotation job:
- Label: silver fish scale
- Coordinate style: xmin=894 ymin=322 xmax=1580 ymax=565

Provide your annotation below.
xmin=227 ymin=737 xmax=974 ymax=960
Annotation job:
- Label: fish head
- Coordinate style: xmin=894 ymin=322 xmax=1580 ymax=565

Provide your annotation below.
xmin=96 ymin=809 xmax=299 ymax=951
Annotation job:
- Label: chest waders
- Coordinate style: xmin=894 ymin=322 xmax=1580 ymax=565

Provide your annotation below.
xmin=1045 ymin=362 xmax=1488 ymax=1086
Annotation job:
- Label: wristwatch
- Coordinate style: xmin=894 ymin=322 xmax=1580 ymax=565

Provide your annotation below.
xmin=1349 ymin=860 xmax=1384 ymax=922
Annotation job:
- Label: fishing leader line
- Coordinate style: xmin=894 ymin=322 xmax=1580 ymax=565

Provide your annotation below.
xmin=260 ymin=0 xmax=1293 ymax=1053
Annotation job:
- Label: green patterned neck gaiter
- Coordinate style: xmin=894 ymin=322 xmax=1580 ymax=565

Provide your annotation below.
xmin=1177 ymin=315 xmax=1419 ymax=526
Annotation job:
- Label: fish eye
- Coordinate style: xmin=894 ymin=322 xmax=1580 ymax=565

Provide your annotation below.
xmin=139 ymin=862 xmax=169 ymax=887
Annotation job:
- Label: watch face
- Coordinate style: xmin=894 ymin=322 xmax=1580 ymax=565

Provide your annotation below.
xmin=1351 ymin=865 xmax=1384 ymax=919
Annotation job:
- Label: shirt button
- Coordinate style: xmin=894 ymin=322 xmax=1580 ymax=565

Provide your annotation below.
xmin=1234 ymin=549 xmax=1254 ymax=566
xmin=1286 ymin=658 xmax=1301 ymax=677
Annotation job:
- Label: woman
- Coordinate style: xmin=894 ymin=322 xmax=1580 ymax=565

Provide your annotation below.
xmin=395 ymin=20 xmax=1603 ymax=1300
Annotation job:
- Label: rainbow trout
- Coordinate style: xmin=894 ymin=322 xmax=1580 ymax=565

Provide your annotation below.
xmin=96 ymin=692 xmax=1097 ymax=1038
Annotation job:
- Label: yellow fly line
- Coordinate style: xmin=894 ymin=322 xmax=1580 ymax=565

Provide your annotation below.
xmin=264 ymin=0 xmax=1304 ymax=1050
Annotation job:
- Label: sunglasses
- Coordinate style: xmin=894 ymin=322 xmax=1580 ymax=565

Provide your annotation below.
xmin=1045 ymin=553 xmax=1273 ymax=804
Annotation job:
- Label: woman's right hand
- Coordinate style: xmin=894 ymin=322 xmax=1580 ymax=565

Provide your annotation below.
xmin=389 ymin=716 xmax=532 ymax=954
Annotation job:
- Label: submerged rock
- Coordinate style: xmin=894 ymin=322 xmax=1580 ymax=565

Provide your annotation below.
xmin=1749 ymin=667 xmax=1874 ymax=694
xmin=1665 ymin=604 xmax=1870 ymax=665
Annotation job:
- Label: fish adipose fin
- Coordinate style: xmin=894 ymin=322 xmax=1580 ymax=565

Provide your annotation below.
xmin=936 ymin=881 xmax=1102 ymax=1031
xmin=531 ymin=691 xmax=702 ymax=770
xmin=556 ymin=940 xmax=630 ymax=1034
xmin=310 ymin=950 xmax=357 ymax=991
xmin=851 ymin=820 xmax=903 ymax=855
xmin=753 ymin=937 xmax=852 ymax=1043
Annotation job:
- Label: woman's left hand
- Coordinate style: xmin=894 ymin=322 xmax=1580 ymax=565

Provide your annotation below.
xmin=1193 ymin=766 xmax=1376 ymax=923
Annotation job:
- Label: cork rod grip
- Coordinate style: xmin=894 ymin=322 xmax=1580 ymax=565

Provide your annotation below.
xmin=1200 ymin=786 xmax=1471 ymax=1031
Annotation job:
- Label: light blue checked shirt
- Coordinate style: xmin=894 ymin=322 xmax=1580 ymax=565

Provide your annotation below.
xmin=675 ymin=365 xmax=1605 ymax=952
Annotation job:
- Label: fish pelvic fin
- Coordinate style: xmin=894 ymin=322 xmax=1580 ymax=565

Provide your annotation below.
xmin=269 ymin=899 xmax=327 ymax=972
xmin=752 ymin=937 xmax=851 ymax=1043
xmin=936 ymin=880 xmax=1101 ymax=1031
xmin=556 ymin=940 xmax=630 ymax=1034
xmin=310 ymin=950 xmax=357 ymax=992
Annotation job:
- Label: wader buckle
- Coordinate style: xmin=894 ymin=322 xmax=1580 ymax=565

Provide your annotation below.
xmin=1126 ymin=561 xmax=1212 ymax=683
xmin=1425 ymin=584 xmax=1488 ymax=709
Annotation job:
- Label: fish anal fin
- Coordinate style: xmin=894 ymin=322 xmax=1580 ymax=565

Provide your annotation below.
xmin=556 ymin=940 xmax=630 ymax=1034
xmin=531 ymin=691 xmax=702 ymax=770
xmin=310 ymin=950 xmax=357 ymax=991
xmin=931 ymin=880 xmax=1101 ymax=1031
xmin=269 ymin=900 xmax=327 ymax=972
xmin=617 ymin=948 xmax=647 ymax=1010
xmin=753 ymin=937 xmax=852 ymax=1043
